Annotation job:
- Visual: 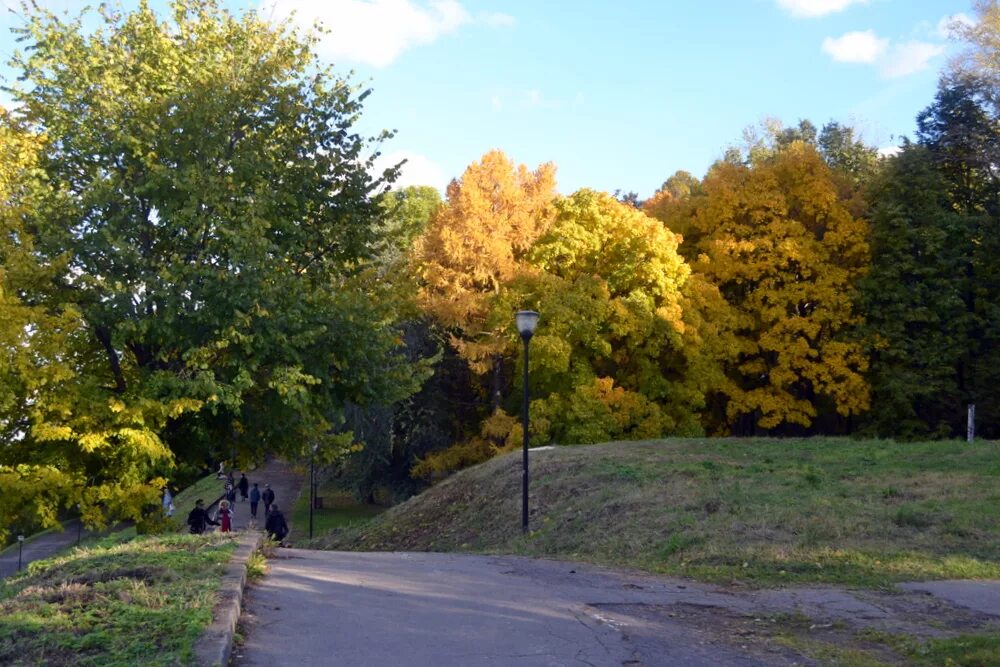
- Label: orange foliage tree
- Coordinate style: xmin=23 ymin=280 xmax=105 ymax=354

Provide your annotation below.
xmin=413 ymin=150 xmax=557 ymax=408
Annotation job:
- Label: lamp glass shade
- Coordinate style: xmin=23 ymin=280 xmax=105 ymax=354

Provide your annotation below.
xmin=515 ymin=310 xmax=539 ymax=337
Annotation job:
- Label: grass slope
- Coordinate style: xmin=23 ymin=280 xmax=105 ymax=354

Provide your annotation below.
xmin=315 ymin=438 xmax=1000 ymax=587
xmin=169 ymin=474 xmax=226 ymax=531
xmin=0 ymin=532 xmax=237 ymax=666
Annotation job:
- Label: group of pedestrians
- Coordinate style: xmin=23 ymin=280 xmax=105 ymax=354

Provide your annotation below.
xmin=187 ymin=469 xmax=288 ymax=543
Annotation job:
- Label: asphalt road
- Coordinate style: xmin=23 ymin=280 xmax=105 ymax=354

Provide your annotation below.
xmin=234 ymin=551 xmax=801 ymax=667
xmin=235 ymin=550 xmax=1000 ymax=667
xmin=0 ymin=520 xmax=92 ymax=579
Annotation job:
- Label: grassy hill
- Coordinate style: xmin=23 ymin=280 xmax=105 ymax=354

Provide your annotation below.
xmin=313 ymin=437 xmax=1000 ymax=587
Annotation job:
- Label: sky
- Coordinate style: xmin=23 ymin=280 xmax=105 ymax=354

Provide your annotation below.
xmin=0 ymin=0 xmax=977 ymax=198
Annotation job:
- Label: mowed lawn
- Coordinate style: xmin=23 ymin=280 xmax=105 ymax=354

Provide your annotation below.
xmin=316 ymin=438 xmax=1000 ymax=587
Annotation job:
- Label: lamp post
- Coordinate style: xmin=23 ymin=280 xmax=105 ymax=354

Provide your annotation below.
xmin=515 ymin=310 xmax=539 ymax=533
xmin=309 ymin=443 xmax=318 ymax=539
xmin=17 ymin=534 xmax=24 ymax=572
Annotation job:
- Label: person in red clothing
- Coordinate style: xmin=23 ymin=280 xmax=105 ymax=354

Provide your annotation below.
xmin=218 ymin=499 xmax=233 ymax=533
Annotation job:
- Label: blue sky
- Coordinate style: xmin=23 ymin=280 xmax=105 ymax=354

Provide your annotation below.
xmin=0 ymin=0 xmax=975 ymax=197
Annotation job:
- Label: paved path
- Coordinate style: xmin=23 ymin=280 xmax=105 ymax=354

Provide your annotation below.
xmin=214 ymin=459 xmax=303 ymax=535
xmin=235 ymin=551 xmax=799 ymax=667
xmin=900 ymin=580 xmax=1000 ymax=617
xmin=0 ymin=520 xmax=106 ymax=579
xmin=235 ymin=551 xmax=1000 ymax=667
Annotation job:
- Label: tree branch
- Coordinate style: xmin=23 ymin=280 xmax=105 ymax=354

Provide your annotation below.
xmin=95 ymin=326 xmax=127 ymax=394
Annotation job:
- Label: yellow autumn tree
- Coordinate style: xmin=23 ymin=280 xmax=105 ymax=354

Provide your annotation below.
xmin=668 ymin=143 xmax=870 ymax=431
xmin=413 ymin=150 xmax=557 ymax=407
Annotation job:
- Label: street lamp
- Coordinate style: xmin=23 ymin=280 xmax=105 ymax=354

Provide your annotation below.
xmin=16 ymin=534 xmax=24 ymax=572
xmin=309 ymin=443 xmax=318 ymax=539
xmin=515 ymin=310 xmax=539 ymax=533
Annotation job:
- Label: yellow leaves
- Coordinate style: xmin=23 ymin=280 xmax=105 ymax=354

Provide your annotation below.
xmin=481 ymin=409 xmax=521 ymax=448
xmin=166 ymin=397 xmax=203 ymax=419
xmin=32 ymin=423 xmax=75 ymax=442
xmin=682 ymin=144 xmax=870 ymax=430
xmin=79 ymin=432 xmax=109 ymax=452
xmin=414 ymin=150 xmax=558 ymax=363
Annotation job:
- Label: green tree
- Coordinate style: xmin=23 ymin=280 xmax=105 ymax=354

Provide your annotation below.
xmin=917 ymin=75 xmax=1000 ymax=434
xmin=1 ymin=0 xmax=422 ymax=524
xmin=860 ymin=143 xmax=972 ymax=437
xmin=818 ymin=121 xmax=879 ymax=185
xmin=379 ymin=186 xmax=443 ymax=260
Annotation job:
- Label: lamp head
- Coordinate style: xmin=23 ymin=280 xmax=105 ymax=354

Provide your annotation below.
xmin=515 ymin=310 xmax=539 ymax=341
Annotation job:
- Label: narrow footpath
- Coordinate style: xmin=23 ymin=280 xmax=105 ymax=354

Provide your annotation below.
xmin=0 ymin=520 xmax=106 ymax=579
xmin=217 ymin=460 xmax=303 ymax=535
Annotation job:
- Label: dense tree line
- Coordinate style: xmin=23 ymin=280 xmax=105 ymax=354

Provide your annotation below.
xmin=405 ymin=2 xmax=1000 ymax=474
xmin=2 ymin=1 xmax=999 ymax=523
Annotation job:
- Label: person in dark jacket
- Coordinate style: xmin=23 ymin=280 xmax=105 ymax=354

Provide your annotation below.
xmin=265 ymin=503 xmax=289 ymax=543
xmin=238 ymin=473 xmax=249 ymax=502
xmin=262 ymin=484 xmax=275 ymax=514
xmin=249 ymin=483 xmax=261 ymax=519
xmin=187 ymin=499 xmax=220 ymax=534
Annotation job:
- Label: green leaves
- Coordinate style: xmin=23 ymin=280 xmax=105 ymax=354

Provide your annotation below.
xmin=0 ymin=1 xmax=424 ymax=531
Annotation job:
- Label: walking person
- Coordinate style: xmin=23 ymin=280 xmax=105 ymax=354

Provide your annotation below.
xmin=218 ymin=500 xmax=233 ymax=533
xmin=162 ymin=486 xmax=175 ymax=518
xmin=249 ymin=483 xmax=261 ymax=520
xmin=186 ymin=500 xmax=219 ymax=534
xmin=238 ymin=473 xmax=249 ymax=502
xmin=265 ymin=503 xmax=289 ymax=544
xmin=262 ymin=484 xmax=275 ymax=515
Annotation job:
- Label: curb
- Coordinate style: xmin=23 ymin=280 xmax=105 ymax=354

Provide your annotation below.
xmin=194 ymin=531 xmax=264 ymax=667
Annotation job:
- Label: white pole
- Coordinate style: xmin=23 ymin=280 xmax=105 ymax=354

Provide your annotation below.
xmin=967 ymin=404 xmax=976 ymax=443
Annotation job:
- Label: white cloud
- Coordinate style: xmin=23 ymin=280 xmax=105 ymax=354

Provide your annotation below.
xmin=822 ymin=29 xmax=946 ymax=79
xmin=822 ymin=30 xmax=888 ymax=63
xmin=776 ymin=0 xmax=868 ymax=18
xmin=374 ymin=150 xmax=449 ymax=191
xmin=879 ymin=41 xmax=946 ymax=78
xmin=260 ymin=1 xmax=511 ymax=68
xmin=877 ymin=145 xmax=901 ymax=158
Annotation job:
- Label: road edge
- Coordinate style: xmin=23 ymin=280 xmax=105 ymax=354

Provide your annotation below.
xmin=195 ymin=531 xmax=264 ymax=667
